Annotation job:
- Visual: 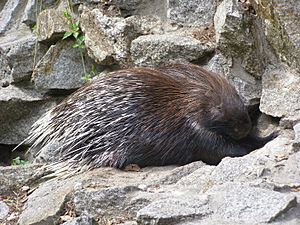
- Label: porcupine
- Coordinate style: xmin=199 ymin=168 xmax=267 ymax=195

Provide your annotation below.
xmin=24 ymin=63 xmax=275 ymax=171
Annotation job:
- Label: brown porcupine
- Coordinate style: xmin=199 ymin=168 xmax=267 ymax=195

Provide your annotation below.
xmin=24 ymin=63 xmax=275 ymax=171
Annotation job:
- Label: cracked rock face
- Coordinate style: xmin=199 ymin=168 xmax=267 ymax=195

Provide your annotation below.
xmin=14 ymin=133 xmax=300 ymax=225
xmin=1 ymin=0 xmax=300 ymax=224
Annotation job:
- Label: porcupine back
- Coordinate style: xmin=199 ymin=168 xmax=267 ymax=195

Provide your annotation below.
xmin=25 ymin=63 xmax=273 ymax=172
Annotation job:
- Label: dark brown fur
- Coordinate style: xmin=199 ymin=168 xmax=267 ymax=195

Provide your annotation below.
xmin=26 ymin=63 xmax=275 ymax=169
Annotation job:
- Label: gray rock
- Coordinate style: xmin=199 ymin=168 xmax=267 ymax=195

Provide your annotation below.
xmin=108 ymin=0 xmax=168 ymax=19
xmin=0 ymin=29 xmax=46 ymax=82
xmin=18 ymin=167 xmax=179 ymax=225
xmin=0 ymin=0 xmax=20 ymax=34
xmin=252 ymin=0 xmax=300 ymax=70
xmin=260 ymin=67 xmax=300 ymax=118
xmin=0 ymin=48 xmax=12 ymax=83
xmin=293 ymin=123 xmax=300 ymax=143
xmin=61 ymin=215 xmax=97 ymax=225
xmin=214 ymin=0 xmax=265 ymax=78
xmin=80 ymin=8 xmax=135 ymax=66
xmin=205 ymin=54 xmax=262 ymax=106
xmin=37 ymin=7 xmax=70 ymax=42
xmin=204 ymin=53 xmax=227 ymax=76
xmin=32 ymin=40 xmax=101 ymax=90
xmin=280 ymin=114 xmax=300 ymax=129
xmin=137 ymin=193 xmax=211 ymax=225
xmin=131 ymin=34 xmax=214 ymax=67
xmin=74 ymin=186 xmax=138 ymax=219
xmin=18 ymin=174 xmax=81 ymax=225
xmin=157 ymin=161 xmax=208 ymax=185
xmin=21 ymin=0 xmax=58 ymax=27
xmin=0 ymin=85 xmax=58 ymax=144
xmin=210 ymin=133 xmax=296 ymax=186
xmin=228 ymin=59 xmax=262 ymax=105
xmin=207 ymin=183 xmax=297 ymax=223
xmin=125 ymin=15 xmax=166 ymax=35
xmin=0 ymin=164 xmax=42 ymax=195
xmin=255 ymin=113 xmax=279 ymax=137
xmin=168 ymin=0 xmax=217 ymax=27
xmin=0 ymin=201 xmax=9 ymax=220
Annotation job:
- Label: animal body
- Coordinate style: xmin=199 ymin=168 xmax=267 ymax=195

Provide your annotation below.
xmin=25 ymin=63 xmax=274 ymax=170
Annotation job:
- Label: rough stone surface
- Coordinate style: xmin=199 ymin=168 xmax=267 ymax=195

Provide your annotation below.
xmin=207 ymin=183 xmax=297 ymax=223
xmin=0 ymin=85 xmax=59 ymax=144
xmin=61 ymin=215 xmax=96 ymax=225
xmin=260 ymin=67 xmax=300 ymax=118
xmin=22 ymin=0 xmax=57 ymax=27
xmin=32 ymin=40 xmax=101 ymax=90
xmin=0 ymin=164 xmax=42 ymax=195
xmin=2 ymin=0 xmax=300 ymax=224
xmin=137 ymin=193 xmax=211 ymax=224
xmin=227 ymin=59 xmax=262 ymax=106
xmin=0 ymin=201 xmax=9 ymax=220
xmin=108 ymin=0 xmax=168 ymax=19
xmin=0 ymin=0 xmax=20 ymax=34
xmin=0 ymin=48 xmax=12 ymax=83
xmin=214 ymin=0 xmax=265 ymax=78
xmin=80 ymin=8 xmax=136 ymax=66
xmin=37 ymin=7 xmax=70 ymax=42
xmin=0 ymin=29 xmax=46 ymax=82
xmin=253 ymin=0 xmax=300 ymax=70
xmin=18 ymin=176 xmax=79 ymax=225
xmin=205 ymin=54 xmax=262 ymax=106
xmin=131 ymin=34 xmax=214 ymax=67
xmin=168 ymin=0 xmax=217 ymax=27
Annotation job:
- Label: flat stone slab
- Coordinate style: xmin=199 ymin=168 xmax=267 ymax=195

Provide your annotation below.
xmin=208 ymin=183 xmax=297 ymax=224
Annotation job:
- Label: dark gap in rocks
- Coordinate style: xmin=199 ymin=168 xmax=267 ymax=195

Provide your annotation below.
xmin=46 ymin=88 xmax=78 ymax=96
xmin=192 ymin=50 xmax=216 ymax=66
xmin=0 ymin=144 xmax=28 ymax=166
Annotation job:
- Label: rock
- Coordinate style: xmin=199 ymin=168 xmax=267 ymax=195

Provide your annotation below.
xmin=0 ymin=164 xmax=42 ymax=195
xmin=32 ymin=40 xmax=101 ymax=90
xmin=252 ymin=0 xmax=300 ymax=70
xmin=0 ymin=29 xmax=46 ymax=82
xmin=204 ymin=53 xmax=262 ymax=106
xmin=280 ymin=114 xmax=300 ymax=129
xmin=22 ymin=0 xmax=57 ymax=27
xmin=18 ymin=175 xmax=79 ymax=225
xmin=176 ymin=164 xmax=215 ymax=190
xmin=167 ymin=0 xmax=217 ymax=27
xmin=157 ymin=161 xmax=208 ymax=185
xmin=0 ymin=85 xmax=59 ymax=144
xmin=61 ymin=215 xmax=96 ymax=225
xmin=18 ymin=167 xmax=180 ymax=225
xmin=260 ymin=67 xmax=300 ymax=118
xmin=125 ymin=15 xmax=166 ymax=35
xmin=204 ymin=53 xmax=227 ymax=76
xmin=37 ymin=7 xmax=70 ymax=42
xmin=0 ymin=48 xmax=12 ymax=83
xmin=210 ymin=133 xmax=296 ymax=187
xmin=293 ymin=123 xmax=300 ymax=147
xmin=0 ymin=201 xmax=9 ymax=220
xmin=137 ymin=193 xmax=211 ymax=225
xmin=214 ymin=0 xmax=265 ymax=78
xmin=131 ymin=34 xmax=214 ymax=67
xmin=255 ymin=113 xmax=279 ymax=137
xmin=226 ymin=59 xmax=262 ymax=105
xmin=74 ymin=186 xmax=138 ymax=220
xmin=80 ymin=8 xmax=135 ymax=66
xmin=108 ymin=0 xmax=168 ymax=19
xmin=207 ymin=183 xmax=297 ymax=223
xmin=0 ymin=0 xmax=20 ymax=34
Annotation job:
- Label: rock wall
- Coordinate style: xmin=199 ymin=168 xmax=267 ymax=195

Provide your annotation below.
xmin=0 ymin=0 xmax=300 ymax=224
